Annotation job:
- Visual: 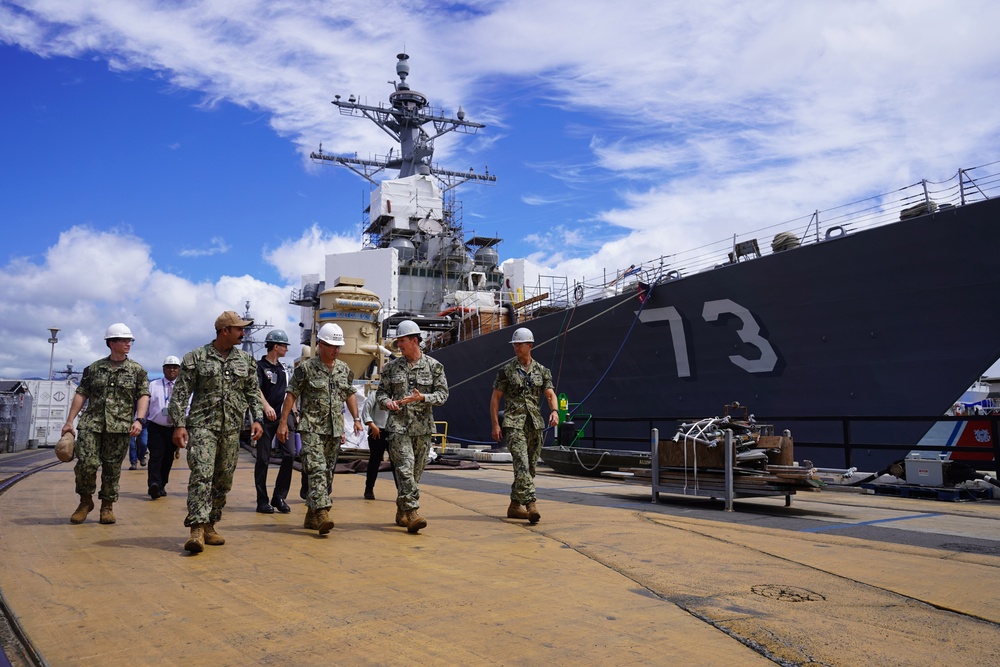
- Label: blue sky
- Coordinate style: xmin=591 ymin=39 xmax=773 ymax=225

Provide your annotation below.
xmin=2 ymin=0 xmax=1000 ymax=380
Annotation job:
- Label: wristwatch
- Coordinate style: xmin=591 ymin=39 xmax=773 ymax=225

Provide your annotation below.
xmin=135 ymin=417 xmax=147 ymax=426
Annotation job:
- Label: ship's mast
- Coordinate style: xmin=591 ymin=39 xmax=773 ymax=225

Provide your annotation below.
xmin=239 ymin=300 xmax=270 ymax=359
xmin=310 ymin=53 xmax=496 ymax=191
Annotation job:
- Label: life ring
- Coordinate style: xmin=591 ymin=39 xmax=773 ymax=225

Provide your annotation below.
xmin=573 ymin=284 xmax=584 ymax=303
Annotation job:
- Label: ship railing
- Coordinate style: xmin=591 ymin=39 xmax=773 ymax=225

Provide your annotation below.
xmin=525 ymin=161 xmax=1000 ymax=295
xmin=421 ymin=288 xmax=510 ymax=349
xmin=767 ymin=414 xmax=1000 ymax=472
xmin=450 ymin=291 xmax=488 ymax=344
xmin=527 ymin=270 xmax=659 ymax=307
xmin=558 ymin=414 xmax=999 ymax=474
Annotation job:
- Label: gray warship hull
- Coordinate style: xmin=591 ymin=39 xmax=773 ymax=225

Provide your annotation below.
xmin=432 ymin=196 xmax=1000 ymax=470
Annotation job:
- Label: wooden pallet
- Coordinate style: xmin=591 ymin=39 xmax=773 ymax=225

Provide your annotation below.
xmin=860 ymin=483 xmax=994 ymax=502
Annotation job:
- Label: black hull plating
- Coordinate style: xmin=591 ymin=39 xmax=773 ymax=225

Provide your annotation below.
xmin=432 ymin=197 xmax=1000 ymax=469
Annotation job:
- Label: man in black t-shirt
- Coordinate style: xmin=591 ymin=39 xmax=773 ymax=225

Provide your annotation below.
xmin=254 ymin=329 xmax=294 ymax=514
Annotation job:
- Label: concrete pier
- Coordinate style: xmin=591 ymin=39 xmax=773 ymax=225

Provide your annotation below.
xmin=1 ymin=449 xmax=998 ymax=666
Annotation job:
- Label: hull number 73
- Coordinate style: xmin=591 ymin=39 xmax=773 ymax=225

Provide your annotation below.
xmin=638 ymin=299 xmax=778 ymax=377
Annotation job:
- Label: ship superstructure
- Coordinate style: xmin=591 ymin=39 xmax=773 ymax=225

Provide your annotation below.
xmin=305 ymin=53 xmax=504 ymax=358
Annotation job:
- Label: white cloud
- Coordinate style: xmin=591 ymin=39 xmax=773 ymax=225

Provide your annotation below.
xmin=179 ymin=236 xmax=230 ymax=257
xmin=0 ymin=227 xmax=300 ymax=377
xmin=520 ymin=193 xmax=578 ymax=206
xmin=263 ymin=224 xmax=362 ymax=284
xmin=0 ymin=227 xmax=153 ymax=332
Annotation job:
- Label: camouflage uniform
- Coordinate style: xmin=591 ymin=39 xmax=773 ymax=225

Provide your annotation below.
xmin=287 ymin=355 xmax=355 ymax=511
xmin=169 ymin=343 xmax=263 ymax=527
xmin=493 ymin=358 xmax=554 ymax=505
xmin=73 ymin=357 xmax=150 ymax=502
xmin=376 ymin=354 xmax=449 ymax=512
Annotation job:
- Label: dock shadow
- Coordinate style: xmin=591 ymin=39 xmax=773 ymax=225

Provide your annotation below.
xmin=543 ymin=486 xmax=852 ymax=522
xmin=91 ymin=535 xmax=191 ymax=553
xmin=10 ymin=517 xmax=80 ymax=526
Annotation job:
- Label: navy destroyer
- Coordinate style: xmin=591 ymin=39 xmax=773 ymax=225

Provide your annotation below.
xmin=299 ymin=53 xmax=1000 ymax=470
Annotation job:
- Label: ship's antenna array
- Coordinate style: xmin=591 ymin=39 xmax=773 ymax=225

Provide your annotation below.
xmin=310 ymin=53 xmax=497 ymax=190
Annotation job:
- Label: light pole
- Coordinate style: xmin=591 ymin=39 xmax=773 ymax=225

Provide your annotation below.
xmin=48 ymin=327 xmax=60 ymax=380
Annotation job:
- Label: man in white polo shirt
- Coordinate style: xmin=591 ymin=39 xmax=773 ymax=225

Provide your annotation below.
xmin=146 ymin=356 xmax=182 ymax=500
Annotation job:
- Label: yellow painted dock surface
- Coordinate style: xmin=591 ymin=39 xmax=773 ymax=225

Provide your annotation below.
xmin=1 ymin=449 xmax=999 ymax=666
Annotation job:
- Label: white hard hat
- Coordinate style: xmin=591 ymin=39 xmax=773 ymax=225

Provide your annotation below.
xmin=317 ymin=323 xmax=345 ymax=346
xmin=104 ymin=323 xmax=134 ymax=340
xmin=510 ymin=327 xmax=534 ymax=344
xmin=162 ymin=355 xmax=181 ymax=366
xmin=394 ymin=320 xmax=421 ymax=338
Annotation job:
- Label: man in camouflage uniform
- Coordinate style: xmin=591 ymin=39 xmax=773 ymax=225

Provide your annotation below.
xmin=277 ymin=323 xmax=362 ymax=535
xmin=376 ymin=320 xmax=449 ymax=533
xmin=61 ymin=323 xmax=150 ymax=525
xmin=171 ymin=311 xmax=264 ymax=554
xmin=490 ymin=328 xmax=559 ymax=524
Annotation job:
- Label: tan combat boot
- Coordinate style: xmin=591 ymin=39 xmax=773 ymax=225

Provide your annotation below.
xmin=303 ymin=507 xmax=319 ymax=530
xmin=184 ymin=525 xmax=204 ymax=553
xmin=405 ymin=509 xmax=427 ymax=534
xmin=99 ymin=499 xmax=116 ymax=524
xmin=70 ymin=494 xmax=94 ymax=524
xmin=525 ymin=501 xmax=541 ymax=524
xmin=507 ymin=500 xmax=530 ymax=520
xmin=203 ymin=523 xmax=225 ymax=546
xmin=314 ymin=509 xmax=335 ymax=535
xmin=395 ymin=509 xmax=408 ymax=527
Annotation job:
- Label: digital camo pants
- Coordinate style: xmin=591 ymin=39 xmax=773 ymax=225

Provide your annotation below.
xmin=508 ymin=425 xmax=543 ymax=505
xmin=300 ymin=431 xmax=341 ymax=511
xmin=184 ymin=427 xmax=240 ymax=527
xmin=74 ymin=430 xmax=130 ymax=502
xmin=388 ymin=433 xmax=431 ymax=512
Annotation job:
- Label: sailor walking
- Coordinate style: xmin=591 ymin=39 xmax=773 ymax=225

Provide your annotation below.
xmin=376 ymin=320 xmax=449 ymax=533
xmin=490 ymin=327 xmax=559 ymax=524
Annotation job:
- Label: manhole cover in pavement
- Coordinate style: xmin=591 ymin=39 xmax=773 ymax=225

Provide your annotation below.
xmin=750 ymin=584 xmax=825 ymax=602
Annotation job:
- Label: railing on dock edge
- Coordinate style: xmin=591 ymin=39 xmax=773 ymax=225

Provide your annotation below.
xmin=558 ymin=414 xmax=1000 ymax=472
